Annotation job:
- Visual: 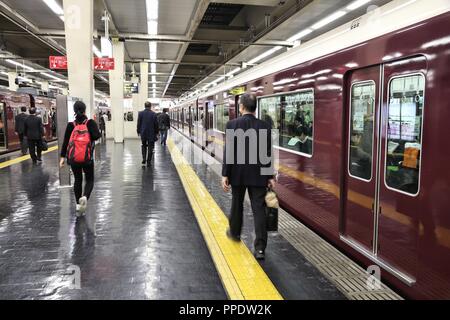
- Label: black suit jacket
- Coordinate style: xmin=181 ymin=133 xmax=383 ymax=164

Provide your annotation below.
xmin=222 ymin=114 xmax=274 ymax=187
xmin=24 ymin=115 xmax=44 ymax=140
xmin=137 ymin=109 xmax=159 ymax=141
xmin=15 ymin=113 xmax=28 ymax=135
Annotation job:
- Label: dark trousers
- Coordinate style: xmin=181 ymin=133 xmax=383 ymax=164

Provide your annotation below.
xmin=18 ymin=133 xmax=27 ymax=155
xmin=28 ymin=139 xmax=42 ymax=162
xmin=71 ymin=163 xmax=94 ymax=203
xmin=141 ymin=138 xmax=155 ymax=163
xmin=160 ymin=129 xmax=168 ymax=146
xmin=230 ymin=186 xmax=268 ymax=251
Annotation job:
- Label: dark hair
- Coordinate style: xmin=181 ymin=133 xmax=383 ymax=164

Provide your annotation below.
xmin=239 ymin=93 xmax=257 ymax=113
xmin=29 ymin=108 xmax=36 ymax=115
xmin=74 ymin=101 xmax=86 ymax=117
xmin=20 ymin=106 xmax=27 ymax=112
xmin=145 ymin=102 xmax=152 ymax=109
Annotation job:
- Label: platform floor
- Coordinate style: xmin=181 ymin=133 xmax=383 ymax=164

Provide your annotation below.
xmin=0 ymin=139 xmax=225 ymax=299
xmin=0 ymin=132 xmax=400 ymax=300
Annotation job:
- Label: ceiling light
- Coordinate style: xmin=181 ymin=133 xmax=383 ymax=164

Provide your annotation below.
xmin=5 ymin=59 xmax=34 ymax=71
xmin=1 ymin=71 xmax=8 ymax=76
xmin=287 ymin=29 xmax=313 ymax=42
xmin=311 ymin=11 xmax=347 ymax=30
xmin=346 ymin=0 xmax=372 ymax=11
xmin=42 ymin=0 xmax=64 ymax=16
xmin=149 ymin=42 xmax=157 ymax=59
xmin=148 ymin=20 xmax=158 ymax=35
xmin=247 ymin=46 xmax=283 ymax=65
xmin=151 ymin=63 xmax=156 ymax=73
xmin=146 ymin=0 xmax=159 ymax=21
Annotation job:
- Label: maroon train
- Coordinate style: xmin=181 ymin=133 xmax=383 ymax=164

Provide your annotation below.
xmin=171 ymin=2 xmax=450 ymax=299
xmin=0 ymin=89 xmax=57 ymax=154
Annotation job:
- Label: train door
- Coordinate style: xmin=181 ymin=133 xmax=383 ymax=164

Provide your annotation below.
xmin=342 ymin=57 xmax=426 ymax=285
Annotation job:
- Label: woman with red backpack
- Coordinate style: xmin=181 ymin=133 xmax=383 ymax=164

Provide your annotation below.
xmin=59 ymin=101 xmax=101 ymax=216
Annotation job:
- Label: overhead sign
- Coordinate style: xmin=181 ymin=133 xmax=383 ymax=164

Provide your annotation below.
xmin=49 ymin=56 xmax=68 ymax=70
xmin=94 ymin=57 xmax=115 ymax=71
xmin=228 ymin=86 xmax=246 ymax=95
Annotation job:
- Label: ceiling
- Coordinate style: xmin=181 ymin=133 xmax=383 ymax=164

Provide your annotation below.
xmin=0 ymin=0 xmax=394 ymax=98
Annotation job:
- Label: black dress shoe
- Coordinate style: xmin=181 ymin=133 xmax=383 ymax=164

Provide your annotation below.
xmin=37 ymin=158 xmax=42 ymax=162
xmin=255 ymin=250 xmax=265 ymax=260
xmin=142 ymin=160 xmax=146 ymax=165
xmin=226 ymin=229 xmax=240 ymax=242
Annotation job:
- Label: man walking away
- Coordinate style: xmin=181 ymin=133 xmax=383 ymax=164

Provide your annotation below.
xmin=15 ymin=106 xmax=28 ymax=155
xmin=157 ymin=108 xmax=171 ymax=146
xmin=24 ymin=108 xmax=44 ymax=164
xmin=222 ymin=93 xmax=275 ymax=260
xmin=137 ymin=102 xmax=159 ymax=166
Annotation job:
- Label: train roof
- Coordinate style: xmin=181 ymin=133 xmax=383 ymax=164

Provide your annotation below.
xmin=175 ymin=0 xmax=449 ymax=105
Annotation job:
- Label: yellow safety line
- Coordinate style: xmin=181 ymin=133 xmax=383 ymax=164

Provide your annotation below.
xmin=167 ymin=138 xmax=283 ymax=300
xmin=0 ymin=146 xmax=59 ymax=169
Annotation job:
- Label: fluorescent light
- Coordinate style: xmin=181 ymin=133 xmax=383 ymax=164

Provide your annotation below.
xmin=93 ymin=45 xmax=102 ymax=57
xmin=42 ymin=72 xmax=62 ymax=80
xmin=5 ymin=59 xmax=34 ymax=71
xmin=287 ymin=29 xmax=313 ymax=42
xmin=146 ymin=0 xmax=159 ymax=21
xmin=149 ymin=42 xmax=157 ymax=59
xmin=311 ymin=11 xmax=347 ymax=30
xmin=346 ymin=0 xmax=372 ymax=11
xmin=43 ymin=0 xmax=64 ymax=15
xmin=226 ymin=68 xmax=241 ymax=77
xmin=151 ymin=63 xmax=156 ymax=73
xmin=1 ymin=71 xmax=8 ymax=76
xmin=148 ymin=20 xmax=158 ymax=35
xmin=151 ymin=75 xmax=156 ymax=83
xmin=247 ymin=46 xmax=283 ymax=65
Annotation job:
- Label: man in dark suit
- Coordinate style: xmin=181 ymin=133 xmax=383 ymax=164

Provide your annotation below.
xmin=24 ymin=108 xmax=44 ymax=164
xmin=137 ymin=102 xmax=159 ymax=166
xmin=222 ymin=93 xmax=275 ymax=260
xmin=15 ymin=106 xmax=28 ymax=155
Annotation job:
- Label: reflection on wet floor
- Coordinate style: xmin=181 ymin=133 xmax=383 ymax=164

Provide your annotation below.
xmin=0 ymin=140 xmax=225 ymax=300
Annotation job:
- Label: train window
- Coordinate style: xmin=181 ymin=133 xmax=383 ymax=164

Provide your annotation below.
xmin=280 ymin=89 xmax=314 ymax=156
xmin=385 ymin=74 xmax=425 ymax=196
xmin=349 ymin=81 xmax=375 ymax=181
xmin=214 ymin=103 xmax=229 ymax=132
xmin=258 ymin=89 xmax=314 ymax=156
xmin=259 ymin=96 xmax=280 ymax=130
xmin=0 ymin=102 xmax=6 ymax=148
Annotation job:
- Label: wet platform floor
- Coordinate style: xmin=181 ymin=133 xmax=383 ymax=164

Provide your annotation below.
xmin=0 ymin=139 xmax=226 ymax=299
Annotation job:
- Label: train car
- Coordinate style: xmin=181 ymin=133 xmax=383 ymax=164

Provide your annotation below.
xmin=170 ymin=0 xmax=450 ymax=299
xmin=0 ymin=88 xmax=57 ymax=154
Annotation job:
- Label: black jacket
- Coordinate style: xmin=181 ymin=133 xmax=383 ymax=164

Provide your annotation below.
xmin=137 ymin=109 xmax=159 ymax=140
xmin=157 ymin=112 xmax=170 ymax=130
xmin=15 ymin=112 xmax=28 ymax=135
xmin=24 ymin=115 xmax=44 ymax=140
xmin=222 ymin=114 xmax=274 ymax=187
xmin=60 ymin=116 xmax=101 ymax=158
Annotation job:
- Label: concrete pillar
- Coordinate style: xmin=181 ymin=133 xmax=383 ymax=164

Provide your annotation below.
xmin=139 ymin=62 xmax=149 ymax=110
xmin=8 ymin=72 xmax=17 ymax=91
xmin=41 ymin=81 xmax=49 ymax=92
xmin=132 ymin=93 xmax=140 ymax=118
xmin=63 ymin=0 xmax=94 ymax=117
xmin=109 ymin=39 xmax=125 ymax=143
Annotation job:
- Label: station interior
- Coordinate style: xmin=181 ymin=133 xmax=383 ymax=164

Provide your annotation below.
xmin=1 ymin=0 xmax=450 ymax=302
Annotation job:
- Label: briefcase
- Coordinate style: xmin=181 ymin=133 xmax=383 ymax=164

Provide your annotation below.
xmin=266 ymin=207 xmax=279 ymax=232
xmin=40 ymin=138 xmax=48 ymax=151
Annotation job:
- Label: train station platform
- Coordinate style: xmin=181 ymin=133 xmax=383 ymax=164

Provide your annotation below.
xmin=0 ymin=133 xmax=401 ymax=300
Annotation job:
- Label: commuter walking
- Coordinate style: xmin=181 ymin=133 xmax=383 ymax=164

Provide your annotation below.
xmin=24 ymin=108 xmax=44 ymax=164
xmin=15 ymin=106 xmax=28 ymax=155
xmin=157 ymin=108 xmax=170 ymax=146
xmin=59 ymin=101 xmax=101 ymax=216
xmin=137 ymin=102 xmax=159 ymax=166
xmin=222 ymin=93 xmax=275 ymax=260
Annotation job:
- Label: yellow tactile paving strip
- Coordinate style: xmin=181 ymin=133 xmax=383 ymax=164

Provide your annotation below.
xmin=0 ymin=146 xmax=58 ymax=169
xmin=167 ymin=138 xmax=283 ymax=300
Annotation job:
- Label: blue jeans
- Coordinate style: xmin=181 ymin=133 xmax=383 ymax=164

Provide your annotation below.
xmin=160 ymin=129 xmax=168 ymax=145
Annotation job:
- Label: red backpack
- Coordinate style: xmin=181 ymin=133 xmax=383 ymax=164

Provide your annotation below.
xmin=67 ymin=120 xmax=93 ymax=164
